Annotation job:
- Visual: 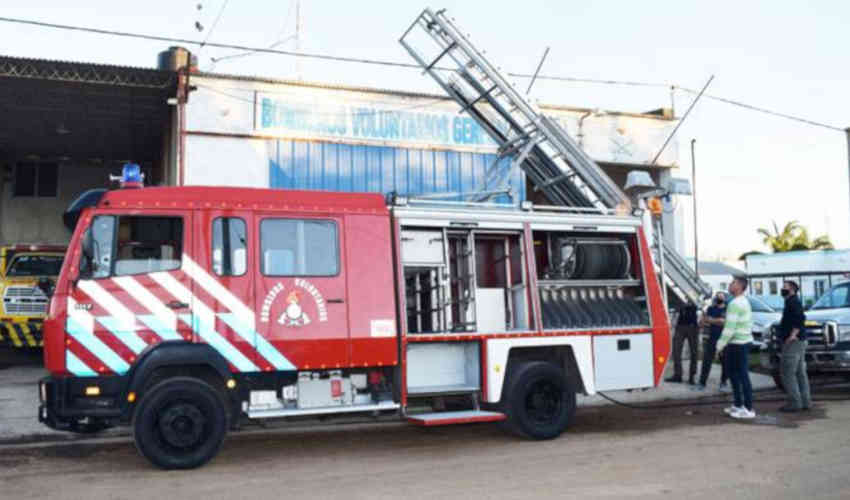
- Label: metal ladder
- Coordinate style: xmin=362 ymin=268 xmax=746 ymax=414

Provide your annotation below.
xmin=400 ymin=8 xmax=629 ymax=212
xmin=400 ymin=8 xmax=710 ymax=305
xmin=653 ymin=232 xmax=712 ymax=306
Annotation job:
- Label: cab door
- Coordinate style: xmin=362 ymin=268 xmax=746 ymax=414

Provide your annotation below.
xmin=67 ymin=211 xmax=194 ymax=376
xmin=191 ymin=210 xmax=270 ymax=372
xmin=253 ymin=213 xmax=349 ymax=369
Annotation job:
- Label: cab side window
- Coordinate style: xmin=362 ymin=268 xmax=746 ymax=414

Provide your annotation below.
xmin=114 ymin=217 xmax=183 ymax=276
xmin=212 ymin=217 xmax=247 ymax=276
xmin=260 ymin=219 xmax=338 ymax=276
xmin=81 ymin=215 xmax=183 ymax=278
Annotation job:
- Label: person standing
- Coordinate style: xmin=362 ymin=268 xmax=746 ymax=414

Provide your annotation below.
xmin=717 ymin=277 xmax=755 ymax=419
xmin=777 ymin=280 xmax=811 ymax=412
xmin=694 ymin=292 xmax=727 ymax=390
xmin=666 ymin=301 xmax=700 ymax=384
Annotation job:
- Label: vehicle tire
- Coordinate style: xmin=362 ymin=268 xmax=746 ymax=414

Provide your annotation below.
xmin=502 ymin=361 xmax=575 ymax=440
xmin=771 ymin=371 xmax=785 ymax=392
xmin=132 ymin=376 xmax=228 ymax=470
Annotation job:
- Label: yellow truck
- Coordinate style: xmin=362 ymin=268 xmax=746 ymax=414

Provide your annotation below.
xmin=0 ymin=245 xmax=65 ymax=348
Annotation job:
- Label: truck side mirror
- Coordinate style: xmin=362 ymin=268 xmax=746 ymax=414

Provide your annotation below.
xmin=78 ymin=228 xmax=94 ymax=280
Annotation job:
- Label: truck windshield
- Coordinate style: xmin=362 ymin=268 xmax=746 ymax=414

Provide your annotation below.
xmin=6 ymin=255 xmax=63 ymax=277
xmin=811 ymin=283 xmax=850 ymax=310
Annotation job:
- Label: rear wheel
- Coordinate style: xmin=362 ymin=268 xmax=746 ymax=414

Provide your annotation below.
xmin=133 ymin=377 xmax=228 ymax=470
xmin=502 ymin=361 xmax=575 ymax=439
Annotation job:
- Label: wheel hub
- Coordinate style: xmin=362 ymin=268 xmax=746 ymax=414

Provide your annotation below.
xmin=526 ymin=380 xmax=562 ymax=424
xmin=158 ymin=403 xmax=206 ymax=449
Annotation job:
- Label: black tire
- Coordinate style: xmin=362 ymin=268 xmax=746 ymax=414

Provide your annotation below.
xmin=502 ymin=361 xmax=576 ymax=440
xmin=132 ymin=377 xmax=228 ymax=470
xmin=772 ymin=371 xmax=785 ymax=392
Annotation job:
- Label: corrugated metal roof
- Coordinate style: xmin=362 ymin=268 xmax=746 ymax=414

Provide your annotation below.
xmin=0 ymin=53 xmax=176 ymax=89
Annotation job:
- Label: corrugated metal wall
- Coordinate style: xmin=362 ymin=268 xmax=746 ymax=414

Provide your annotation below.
xmin=267 ymin=139 xmax=525 ymax=204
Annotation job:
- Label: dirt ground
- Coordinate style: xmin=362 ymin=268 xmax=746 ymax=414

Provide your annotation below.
xmin=2 ymin=388 xmax=849 ymax=500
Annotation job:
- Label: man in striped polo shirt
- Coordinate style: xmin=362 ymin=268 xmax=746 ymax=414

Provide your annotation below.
xmin=716 ymin=276 xmax=756 ymax=419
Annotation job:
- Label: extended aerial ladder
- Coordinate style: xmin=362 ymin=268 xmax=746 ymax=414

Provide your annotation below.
xmin=399 ymin=7 xmax=710 ymax=306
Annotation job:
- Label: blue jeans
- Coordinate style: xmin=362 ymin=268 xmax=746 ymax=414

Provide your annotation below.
xmin=727 ymin=343 xmax=753 ymax=410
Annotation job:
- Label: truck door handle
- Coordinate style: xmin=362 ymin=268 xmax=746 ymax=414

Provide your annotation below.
xmin=167 ymin=301 xmax=189 ymax=309
xmin=327 ymin=298 xmax=344 ymax=304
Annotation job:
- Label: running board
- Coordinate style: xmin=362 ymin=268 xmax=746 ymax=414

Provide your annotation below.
xmin=247 ymin=402 xmax=400 ymax=419
xmin=407 ymin=410 xmax=506 ymax=426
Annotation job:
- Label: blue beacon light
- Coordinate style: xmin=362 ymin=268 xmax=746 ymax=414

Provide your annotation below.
xmin=110 ymin=163 xmax=144 ymax=189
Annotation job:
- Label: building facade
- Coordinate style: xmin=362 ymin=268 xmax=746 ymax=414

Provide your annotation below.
xmin=0 ymin=53 xmax=687 ymax=257
xmin=745 ymin=249 xmax=850 ymax=307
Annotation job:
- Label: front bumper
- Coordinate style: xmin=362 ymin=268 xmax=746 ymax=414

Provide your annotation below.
xmin=761 ymin=350 xmax=850 ymax=373
xmin=0 ymin=319 xmax=43 ymax=348
xmin=38 ymin=375 xmax=127 ymax=431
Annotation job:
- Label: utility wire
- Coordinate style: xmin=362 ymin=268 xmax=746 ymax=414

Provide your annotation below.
xmin=200 ymin=0 xmax=230 ymax=49
xmin=0 ymin=15 xmax=843 ymax=133
xmin=674 ymin=86 xmax=844 ymax=132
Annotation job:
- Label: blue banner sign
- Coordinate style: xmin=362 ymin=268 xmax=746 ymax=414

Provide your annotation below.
xmin=256 ymin=93 xmax=498 ymax=149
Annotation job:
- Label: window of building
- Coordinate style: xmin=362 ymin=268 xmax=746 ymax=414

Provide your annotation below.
xmin=82 ymin=215 xmax=182 ymax=278
xmin=768 ymin=280 xmax=778 ymax=295
xmin=260 ymin=219 xmax=338 ymax=276
xmin=753 ymin=281 xmax=763 ymax=295
xmin=212 ymin=217 xmax=247 ymax=276
xmin=814 ymin=279 xmax=827 ymax=299
xmin=14 ymin=162 xmax=58 ymax=197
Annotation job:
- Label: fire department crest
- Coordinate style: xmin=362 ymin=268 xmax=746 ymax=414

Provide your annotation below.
xmin=260 ymin=279 xmax=328 ymax=328
xmin=279 ymin=290 xmax=310 ymax=326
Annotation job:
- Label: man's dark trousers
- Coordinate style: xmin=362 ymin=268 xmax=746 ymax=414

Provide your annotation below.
xmin=671 ymin=324 xmax=699 ymax=381
xmin=698 ymin=332 xmax=721 ymax=385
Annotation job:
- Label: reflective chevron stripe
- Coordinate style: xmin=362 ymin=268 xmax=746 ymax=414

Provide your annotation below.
xmin=66 ymin=296 xmax=130 ymax=374
xmin=79 ymin=280 xmax=148 ymax=355
xmin=150 ymin=271 xmax=259 ymax=372
xmin=66 ymin=350 xmax=97 ymax=376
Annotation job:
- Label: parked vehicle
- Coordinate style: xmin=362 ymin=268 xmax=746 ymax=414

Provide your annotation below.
xmin=39 ymin=172 xmax=670 ymax=469
xmin=756 ymin=294 xmax=785 ymax=311
xmin=0 ymin=245 xmax=65 ymax=348
xmin=762 ymin=281 xmax=850 ymax=389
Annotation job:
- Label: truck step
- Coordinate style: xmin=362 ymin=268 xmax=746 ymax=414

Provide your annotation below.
xmin=247 ymin=402 xmax=400 ymax=419
xmin=407 ymin=410 xmax=506 ymax=426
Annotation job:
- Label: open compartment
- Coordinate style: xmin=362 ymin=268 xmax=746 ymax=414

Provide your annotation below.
xmin=533 ymin=230 xmax=650 ymax=330
xmin=401 ymin=226 xmax=533 ymax=334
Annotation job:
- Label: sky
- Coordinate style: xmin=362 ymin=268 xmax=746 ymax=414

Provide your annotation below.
xmin=1 ymin=0 xmax=848 ymax=262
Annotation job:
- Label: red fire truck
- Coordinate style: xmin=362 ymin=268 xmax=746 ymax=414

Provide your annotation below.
xmin=38 ymin=167 xmax=669 ymax=469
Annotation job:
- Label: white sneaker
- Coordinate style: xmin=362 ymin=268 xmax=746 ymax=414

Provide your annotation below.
xmin=731 ymin=408 xmax=756 ymax=419
xmin=723 ymin=405 xmax=743 ymax=415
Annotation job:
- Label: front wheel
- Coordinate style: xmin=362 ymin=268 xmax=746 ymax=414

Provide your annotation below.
xmin=502 ymin=361 xmax=576 ymax=440
xmin=132 ymin=377 xmax=228 ymax=470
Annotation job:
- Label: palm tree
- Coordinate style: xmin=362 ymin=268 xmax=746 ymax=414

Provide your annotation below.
xmin=755 ymin=220 xmax=833 ymax=253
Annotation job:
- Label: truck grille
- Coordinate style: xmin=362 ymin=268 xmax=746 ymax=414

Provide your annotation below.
xmin=804 ymin=322 xmax=837 ymax=348
xmin=3 ymin=286 xmax=48 ymax=315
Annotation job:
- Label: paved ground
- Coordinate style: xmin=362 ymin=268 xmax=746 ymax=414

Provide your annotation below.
xmin=1 ymin=390 xmax=849 ymax=499
xmin=0 ymin=347 xmax=775 ymax=444
xmin=2 ymin=348 xmax=850 ymax=498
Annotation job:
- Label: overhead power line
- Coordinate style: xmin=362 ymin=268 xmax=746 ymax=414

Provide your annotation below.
xmin=200 ymin=0 xmax=230 ymax=48
xmin=0 ymin=15 xmax=843 ymax=132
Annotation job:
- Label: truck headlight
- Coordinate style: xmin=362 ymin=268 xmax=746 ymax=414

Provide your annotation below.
xmin=838 ymin=325 xmax=850 ymax=342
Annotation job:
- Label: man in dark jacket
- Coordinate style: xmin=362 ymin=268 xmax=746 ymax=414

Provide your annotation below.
xmin=777 ymin=280 xmax=811 ymax=412
xmin=666 ymin=302 xmax=699 ymax=384
xmin=694 ymin=292 xmax=727 ymax=390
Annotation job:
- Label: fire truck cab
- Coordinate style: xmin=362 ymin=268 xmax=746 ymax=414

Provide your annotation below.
xmin=40 ymin=176 xmax=669 ymax=469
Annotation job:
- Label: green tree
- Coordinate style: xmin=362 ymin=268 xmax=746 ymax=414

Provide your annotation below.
xmin=756 ymin=220 xmax=834 ymax=253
